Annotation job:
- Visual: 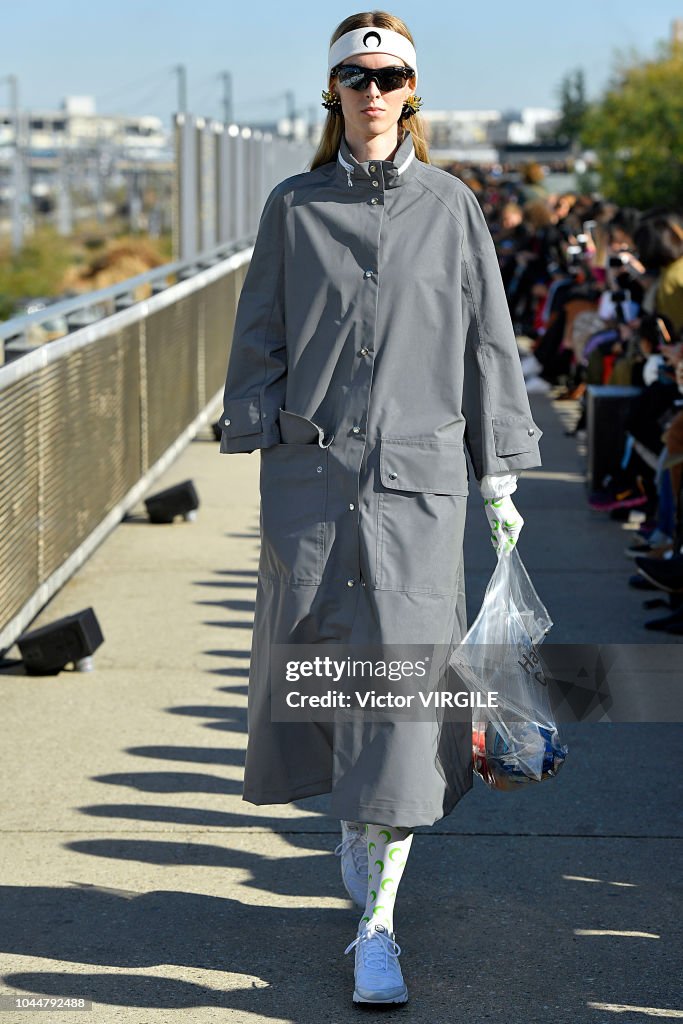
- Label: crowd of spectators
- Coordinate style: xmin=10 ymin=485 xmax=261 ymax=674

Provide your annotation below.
xmin=454 ymin=160 xmax=683 ymax=634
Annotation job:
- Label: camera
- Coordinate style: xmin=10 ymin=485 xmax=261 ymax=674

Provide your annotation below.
xmin=608 ymin=252 xmax=630 ymax=268
xmin=565 ymin=244 xmax=585 ymax=272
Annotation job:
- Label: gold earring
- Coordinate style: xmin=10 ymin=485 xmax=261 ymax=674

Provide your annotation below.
xmin=321 ymin=88 xmax=342 ymax=113
xmin=401 ymin=94 xmax=423 ymax=119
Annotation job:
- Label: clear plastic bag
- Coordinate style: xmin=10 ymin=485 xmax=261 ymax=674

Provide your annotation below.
xmin=449 ymin=546 xmax=568 ymax=790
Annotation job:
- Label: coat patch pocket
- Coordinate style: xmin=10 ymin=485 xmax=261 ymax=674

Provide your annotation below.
xmin=259 ymin=442 xmax=328 ymax=584
xmin=375 ymin=438 xmax=468 ymax=595
xmin=492 ymin=416 xmax=543 ymax=456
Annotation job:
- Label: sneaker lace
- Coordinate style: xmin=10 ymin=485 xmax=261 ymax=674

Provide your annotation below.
xmin=344 ymin=927 xmax=401 ymax=969
xmin=333 ymin=830 xmax=367 ymax=874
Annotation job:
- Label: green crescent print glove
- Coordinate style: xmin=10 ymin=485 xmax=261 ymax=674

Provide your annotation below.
xmin=484 ymin=494 xmax=524 ymax=556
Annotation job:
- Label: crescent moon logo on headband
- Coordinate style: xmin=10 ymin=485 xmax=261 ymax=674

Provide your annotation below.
xmin=363 ymin=30 xmax=382 ymax=49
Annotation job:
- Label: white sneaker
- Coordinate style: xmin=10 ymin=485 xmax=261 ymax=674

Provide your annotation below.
xmin=334 ymin=820 xmax=368 ymax=907
xmin=344 ymin=921 xmax=408 ymax=1004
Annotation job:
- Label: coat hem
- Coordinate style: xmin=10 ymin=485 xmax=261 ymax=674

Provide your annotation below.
xmin=329 ymin=787 xmax=472 ymax=830
xmin=243 ymin=777 xmax=473 ymax=830
xmin=242 ymin=776 xmax=333 ymax=804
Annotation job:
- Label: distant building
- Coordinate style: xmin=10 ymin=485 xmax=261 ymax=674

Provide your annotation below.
xmin=422 ymin=105 xmax=560 ymax=162
xmin=490 ymin=108 xmax=559 ymax=145
xmin=422 ymin=108 xmax=501 ymax=149
xmin=0 ymin=95 xmax=169 ymax=161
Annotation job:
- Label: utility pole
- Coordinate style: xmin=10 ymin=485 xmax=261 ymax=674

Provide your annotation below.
xmin=2 ymin=74 xmax=24 ymax=252
xmin=56 ymin=150 xmax=72 ymax=236
xmin=285 ymin=90 xmax=296 ymax=139
xmin=174 ymin=64 xmax=187 ymax=114
xmin=307 ymin=104 xmax=317 ymax=141
xmin=220 ymin=71 xmax=233 ymax=125
xmin=95 ymin=119 xmax=105 ymax=224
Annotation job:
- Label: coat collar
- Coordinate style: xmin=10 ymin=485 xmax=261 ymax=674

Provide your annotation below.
xmin=335 ymin=130 xmax=418 ymax=190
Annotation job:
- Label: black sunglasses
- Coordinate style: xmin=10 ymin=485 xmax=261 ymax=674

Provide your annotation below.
xmin=331 ymin=63 xmax=414 ymax=93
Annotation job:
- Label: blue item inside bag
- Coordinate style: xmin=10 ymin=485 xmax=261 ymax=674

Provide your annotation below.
xmin=473 ymin=720 xmax=568 ymax=791
xmin=451 ymin=546 xmax=569 ymax=789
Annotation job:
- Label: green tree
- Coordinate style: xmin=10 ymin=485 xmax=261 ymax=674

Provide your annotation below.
xmin=0 ymin=228 xmax=72 ymax=321
xmin=553 ymin=68 xmax=588 ymax=146
xmin=580 ymin=38 xmax=683 ymax=208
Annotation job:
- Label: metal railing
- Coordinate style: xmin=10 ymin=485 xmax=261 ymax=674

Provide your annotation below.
xmin=0 ymin=243 xmax=253 ymax=654
xmin=0 ymin=120 xmax=317 ymax=653
xmin=0 ymin=233 xmax=256 ymax=360
xmin=174 ymin=117 xmax=314 ymax=260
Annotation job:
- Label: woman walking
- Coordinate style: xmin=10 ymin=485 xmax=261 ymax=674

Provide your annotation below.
xmin=219 ymin=10 xmax=543 ymax=1005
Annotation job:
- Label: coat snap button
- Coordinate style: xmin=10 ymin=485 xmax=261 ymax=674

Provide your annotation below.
xmin=347 ymin=578 xmax=356 ymax=587
xmin=527 ymin=428 xmax=535 ymax=435
xmin=369 ymin=163 xmax=376 ymax=171
xmin=352 ymin=426 xmax=360 ymax=434
xmin=370 ymin=197 xmax=379 ymax=205
xmin=316 ymin=465 xmax=323 ymax=473
xmin=359 ymin=347 xmax=369 ymax=356
xmin=364 ymin=269 xmax=373 ymax=278
xmin=224 ymin=418 xmax=231 ymax=426
xmin=388 ymin=471 xmax=397 ymax=479
xmin=372 ymin=180 xmax=379 ymax=187
xmin=349 ymin=502 xmax=355 ymax=510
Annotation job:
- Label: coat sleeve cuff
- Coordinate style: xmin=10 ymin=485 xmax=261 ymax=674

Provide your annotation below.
xmin=478 ymin=471 xmax=519 ymax=499
xmin=488 ymin=416 xmax=543 ymax=473
xmin=218 ymin=395 xmax=281 ymax=454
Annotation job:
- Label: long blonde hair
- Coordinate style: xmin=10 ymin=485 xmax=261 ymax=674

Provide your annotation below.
xmin=309 ymin=10 xmax=430 ymax=171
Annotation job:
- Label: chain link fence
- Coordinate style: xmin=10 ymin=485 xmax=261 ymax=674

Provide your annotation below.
xmin=0 ymin=251 xmax=250 ymax=654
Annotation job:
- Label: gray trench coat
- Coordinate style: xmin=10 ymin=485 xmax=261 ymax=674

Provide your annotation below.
xmin=219 ymin=129 xmax=543 ymax=828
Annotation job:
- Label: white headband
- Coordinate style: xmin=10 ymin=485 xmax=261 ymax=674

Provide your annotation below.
xmin=328 ymin=27 xmax=418 ymax=86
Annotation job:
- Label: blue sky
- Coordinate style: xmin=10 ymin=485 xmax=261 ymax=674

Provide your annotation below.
xmin=2 ymin=0 xmax=680 ymax=128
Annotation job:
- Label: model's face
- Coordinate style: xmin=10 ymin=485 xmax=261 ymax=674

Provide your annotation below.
xmin=332 ymin=52 xmax=414 ymax=139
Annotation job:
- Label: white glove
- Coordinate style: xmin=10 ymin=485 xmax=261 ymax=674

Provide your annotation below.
xmin=478 ymin=471 xmax=519 ymax=499
xmin=484 ymin=494 xmax=524 ymax=556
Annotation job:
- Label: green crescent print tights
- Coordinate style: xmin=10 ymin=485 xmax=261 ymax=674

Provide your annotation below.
xmin=360 ymin=823 xmax=414 ymax=933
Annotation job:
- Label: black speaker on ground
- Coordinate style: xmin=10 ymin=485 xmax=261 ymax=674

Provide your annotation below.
xmin=144 ymin=479 xmax=199 ymax=523
xmin=17 ymin=607 xmax=104 ymax=675
xmin=586 ymin=385 xmax=643 ymax=493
